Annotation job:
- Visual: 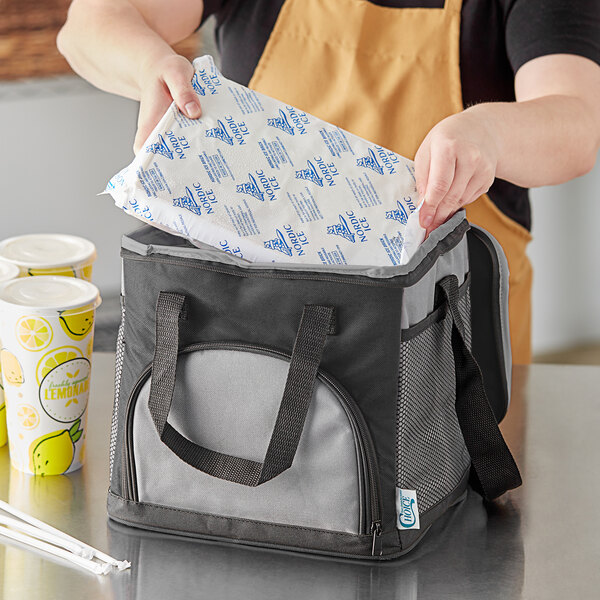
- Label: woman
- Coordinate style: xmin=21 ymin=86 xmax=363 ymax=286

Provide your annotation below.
xmin=57 ymin=0 xmax=600 ymax=362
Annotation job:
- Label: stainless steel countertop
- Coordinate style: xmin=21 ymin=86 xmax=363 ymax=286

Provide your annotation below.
xmin=0 ymin=354 xmax=599 ymax=599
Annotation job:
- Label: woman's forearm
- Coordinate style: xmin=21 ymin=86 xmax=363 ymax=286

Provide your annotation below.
xmin=468 ymin=96 xmax=599 ymax=188
xmin=416 ymin=54 xmax=600 ymax=233
xmin=57 ymin=0 xmax=178 ymax=100
xmin=58 ymin=0 xmax=205 ymax=151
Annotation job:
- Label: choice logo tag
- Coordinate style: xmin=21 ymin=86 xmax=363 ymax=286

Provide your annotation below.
xmin=396 ymin=488 xmax=420 ymax=530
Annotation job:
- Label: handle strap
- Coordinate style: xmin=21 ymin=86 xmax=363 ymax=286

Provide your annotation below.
xmin=148 ymin=292 xmax=335 ymax=487
xmin=438 ymin=276 xmax=522 ymax=500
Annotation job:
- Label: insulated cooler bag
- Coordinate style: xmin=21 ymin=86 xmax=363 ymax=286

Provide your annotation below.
xmin=107 ymin=211 xmax=521 ymax=560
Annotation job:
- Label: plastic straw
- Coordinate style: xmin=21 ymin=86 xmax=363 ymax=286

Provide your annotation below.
xmin=0 ymin=513 xmax=87 ymax=557
xmin=0 ymin=500 xmax=130 ymax=570
xmin=0 ymin=525 xmax=111 ymax=575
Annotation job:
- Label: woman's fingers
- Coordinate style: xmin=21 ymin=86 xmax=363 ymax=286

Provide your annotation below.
xmin=415 ymin=113 xmax=498 ymax=235
xmin=424 ymin=156 xmax=474 ymax=234
xmin=162 ymin=56 xmax=202 ymax=119
xmin=133 ymin=81 xmax=172 ymax=153
xmin=133 ymin=56 xmax=202 ymax=154
xmin=459 ymin=171 xmax=493 ymax=210
xmin=418 ymin=142 xmax=456 ymax=230
xmin=414 ymin=142 xmax=430 ymax=199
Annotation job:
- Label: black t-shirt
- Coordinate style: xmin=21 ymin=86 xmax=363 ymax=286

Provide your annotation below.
xmin=202 ymin=0 xmax=600 ymax=230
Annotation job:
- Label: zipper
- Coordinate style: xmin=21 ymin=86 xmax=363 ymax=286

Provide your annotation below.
xmin=315 ymin=366 xmax=383 ymax=551
xmin=123 ymin=342 xmax=382 ymax=547
xmin=121 ymin=217 xmax=468 ymax=290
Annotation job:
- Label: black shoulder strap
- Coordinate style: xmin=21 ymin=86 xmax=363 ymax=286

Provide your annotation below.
xmin=439 ymin=276 xmax=522 ymax=500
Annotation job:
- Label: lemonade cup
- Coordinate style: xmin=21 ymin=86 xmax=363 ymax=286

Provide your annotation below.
xmin=0 ymin=234 xmax=97 ymax=282
xmin=0 ymin=276 xmax=101 ymax=475
xmin=0 ymin=259 xmax=20 ymax=447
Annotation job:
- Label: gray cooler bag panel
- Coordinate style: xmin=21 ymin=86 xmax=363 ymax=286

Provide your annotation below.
xmin=132 ymin=348 xmax=363 ymax=533
xmin=108 ymin=211 xmax=521 ymax=559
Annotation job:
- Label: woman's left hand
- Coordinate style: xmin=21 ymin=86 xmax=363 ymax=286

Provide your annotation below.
xmin=415 ymin=109 xmax=499 ymax=236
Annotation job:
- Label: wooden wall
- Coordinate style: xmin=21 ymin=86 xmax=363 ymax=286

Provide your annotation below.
xmin=0 ymin=0 xmax=201 ymax=80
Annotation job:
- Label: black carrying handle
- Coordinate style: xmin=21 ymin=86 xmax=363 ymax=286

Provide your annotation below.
xmin=438 ymin=275 xmax=522 ymax=501
xmin=147 ymin=292 xmax=335 ymax=487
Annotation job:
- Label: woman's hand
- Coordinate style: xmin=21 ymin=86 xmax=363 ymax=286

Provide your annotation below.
xmin=134 ymin=54 xmax=202 ymax=153
xmin=415 ymin=110 xmax=499 ymax=236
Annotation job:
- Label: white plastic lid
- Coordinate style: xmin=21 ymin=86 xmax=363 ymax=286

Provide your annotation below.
xmin=0 ymin=276 xmax=101 ymax=312
xmin=0 ymin=234 xmax=97 ymax=269
xmin=0 ymin=259 xmax=19 ymax=283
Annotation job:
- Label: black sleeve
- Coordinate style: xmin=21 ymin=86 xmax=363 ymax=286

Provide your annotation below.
xmin=201 ymin=0 xmax=226 ymax=24
xmin=503 ymin=0 xmax=600 ymax=74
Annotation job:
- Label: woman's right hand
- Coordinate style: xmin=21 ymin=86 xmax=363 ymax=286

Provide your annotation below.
xmin=134 ymin=54 xmax=202 ymax=154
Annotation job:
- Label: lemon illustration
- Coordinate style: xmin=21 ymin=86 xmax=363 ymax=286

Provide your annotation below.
xmin=16 ymin=316 xmax=53 ymax=351
xmin=86 ymin=336 xmax=94 ymax=358
xmin=80 ymin=264 xmax=93 ymax=281
xmin=27 ymin=266 xmax=76 ymax=278
xmin=58 ymin=307 xmax=94 ymax=341
xmin=78 ymin=437 xmax=86 ymax=463
xmin=17 ymin=404 xmax=39 ymax=430
xmin=1 ymin=350 xmax=24 ymax=386
xmin=0 ymin=403 xmax=7 ymax=446
xmin=29 ymin=419 xmax=83 ymax=476
xmin=36 ymin=346 xmax=82 ymax=385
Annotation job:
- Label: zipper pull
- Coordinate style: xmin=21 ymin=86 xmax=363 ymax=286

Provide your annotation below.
xmin=371 ymin=521 xmax=383 ymax=556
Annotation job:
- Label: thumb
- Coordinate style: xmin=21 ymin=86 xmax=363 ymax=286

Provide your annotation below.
xmin=163 ymin=58 xmax=202 ymax=119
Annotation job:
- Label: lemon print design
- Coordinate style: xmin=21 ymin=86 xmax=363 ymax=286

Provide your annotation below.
xmin=0 ymin=403 xmax=7 ymax=446
xmin=29 ymin=419 xmax=83 ymax=476
xmin=17 ymin=404 xmax=40 ymax=430
xmin=1 ymin=350 xmax=24 ymax=386
xmin=80 ymin=264 xmax=93 ymax=281
xmin=39 ymin=356 xmax=90 ymax=423
xmin=36 ymin=346 xmax=82 ymax=385
xmin=16 ymin=316 xmax=53 ymax=352
xmin=27 ymin=266 xmax=77 ymax=278
xmin=0 ymin=353 xmax=5 ymax=446
xmin=59 ymin=307 xmax=94 ymax=341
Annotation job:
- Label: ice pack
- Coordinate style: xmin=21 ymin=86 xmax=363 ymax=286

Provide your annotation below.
xmin=104 ymin=55 xmax=425 ymax=266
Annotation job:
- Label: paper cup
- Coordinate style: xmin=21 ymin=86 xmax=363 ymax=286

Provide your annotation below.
xmin=0 ymin=259 xmax=20 ymax=448
xmin=0 ymin=234 xmax=97 ymax=282
xmin=0 ymin=276 xmax=101 ymax=475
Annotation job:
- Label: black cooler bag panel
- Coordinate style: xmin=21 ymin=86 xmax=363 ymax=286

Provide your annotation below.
xmin=107 ymin=211 xmax=521 ymax=560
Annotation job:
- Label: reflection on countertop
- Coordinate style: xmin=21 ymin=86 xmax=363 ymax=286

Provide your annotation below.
xmin=106 ymin=489 xmax=523 ymax=600
xmin=2 ymin=357 xmax=600 ymax=600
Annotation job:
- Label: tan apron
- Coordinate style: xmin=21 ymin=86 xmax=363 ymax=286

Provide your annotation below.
xmin=249 ymin=0 xmax=533 ymax=363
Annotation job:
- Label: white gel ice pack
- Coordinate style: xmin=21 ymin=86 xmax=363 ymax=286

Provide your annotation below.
xmin=105 ymin=55 xmax=425 ymax=266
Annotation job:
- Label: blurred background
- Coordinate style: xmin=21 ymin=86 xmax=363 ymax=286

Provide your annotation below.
xmin=1 ymin=1 xmax=599 ymax=363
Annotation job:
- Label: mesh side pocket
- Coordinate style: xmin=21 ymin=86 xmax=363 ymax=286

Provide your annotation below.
xmin=396 ymin=288 xmax=471 ymax=514
xmin=457 ymin=285 xmax=472 ymax=350
xmin=109 ymin=297 xmax=126 ymax=483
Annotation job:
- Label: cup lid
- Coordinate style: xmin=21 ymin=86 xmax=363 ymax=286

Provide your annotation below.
xmin=0 ymin=276 xmax=101 ymax=312
xmin=0 ymin=258 xmax=19 ymax=283
xmin=0 ymin=234 xmax=97 ymax=269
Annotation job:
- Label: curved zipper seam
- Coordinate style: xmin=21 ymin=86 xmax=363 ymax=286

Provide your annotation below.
xmin=124 ymin=342 xmax=381 ymax=535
